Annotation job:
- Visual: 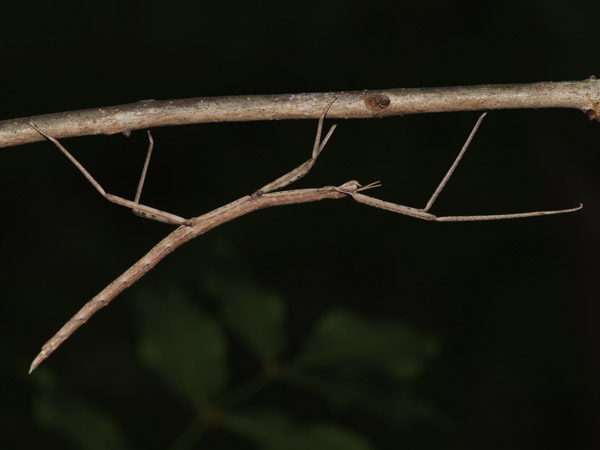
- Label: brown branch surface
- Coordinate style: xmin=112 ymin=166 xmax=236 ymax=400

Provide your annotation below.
xmin=2 ymin=78 xmax=599 ymax=149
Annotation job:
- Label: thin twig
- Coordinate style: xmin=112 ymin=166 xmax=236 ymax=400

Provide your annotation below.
xmin=3 ymin=78 xmax=599 ymax=149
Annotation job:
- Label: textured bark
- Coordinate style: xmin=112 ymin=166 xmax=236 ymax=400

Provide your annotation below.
xmin=2 ymin=78 xmax=599 ymax=149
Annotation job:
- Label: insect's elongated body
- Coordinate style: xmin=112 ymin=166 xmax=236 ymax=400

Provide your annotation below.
xmin=27 ymin=106 xmax=581 ymax=373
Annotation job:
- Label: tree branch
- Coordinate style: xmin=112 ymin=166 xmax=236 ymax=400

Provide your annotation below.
xmin=2 ymin=78 xmax=599 ymax=149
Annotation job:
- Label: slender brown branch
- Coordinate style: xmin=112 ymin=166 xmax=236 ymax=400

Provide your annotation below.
xmin=3 ymin=78 xmax=599 ymax=149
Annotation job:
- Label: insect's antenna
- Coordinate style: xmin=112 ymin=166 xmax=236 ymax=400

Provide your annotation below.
xmin=357 ymin=181 xmax=382 ymax=192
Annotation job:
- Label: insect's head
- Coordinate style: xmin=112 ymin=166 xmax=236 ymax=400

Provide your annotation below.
xmin=335 ymin=180 xmax=381 ymax=194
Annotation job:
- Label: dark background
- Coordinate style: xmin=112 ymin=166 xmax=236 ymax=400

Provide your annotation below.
xmin=1 ymin=1 xmax=599 ymax=449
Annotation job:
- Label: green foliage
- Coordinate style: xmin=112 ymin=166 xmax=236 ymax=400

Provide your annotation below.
xmin=33 ymin=247 xmax=441 ymax=449
xmin=132 ymin=267 xmax=441 ymax=448
xmin=299 ymin=309 xmax=438 ymax=381
xmin=132 ymin=287 xmax=228 ymax=405
xmin=32 ymin=370 xmax=131 ymax=450
xmin=203 ymin=270 xmax=287 ymax=363
xmin=223 ymin=410 xmax=376 ymax=450
xmin=291 ymin=310 xmax=441 ymax=429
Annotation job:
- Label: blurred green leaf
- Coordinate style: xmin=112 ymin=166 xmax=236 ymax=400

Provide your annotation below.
xmin=223 ymin=409 xmax=375 ymax=450
xmin=298 ymin=309 xmax=437 ymax=382
xmin=33 ymin=391 xmax=131 ymax=450
xmin=285 ymin=372 xmax=445 ymax=430
xmin=203 ymin=269 xmax=287 ymax=364
xmin=132 ymin=287 xmax=227 ymax=405
xmin=286 ymin=309 xmax=443 ymax=429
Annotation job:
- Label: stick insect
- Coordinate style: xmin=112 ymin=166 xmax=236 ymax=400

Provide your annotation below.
xmin=27 ymin=105 xmax=582 ymax=372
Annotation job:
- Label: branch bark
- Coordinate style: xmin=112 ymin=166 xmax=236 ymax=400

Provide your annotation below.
xmin=2 ymin=78 xmax=599 ymax=149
